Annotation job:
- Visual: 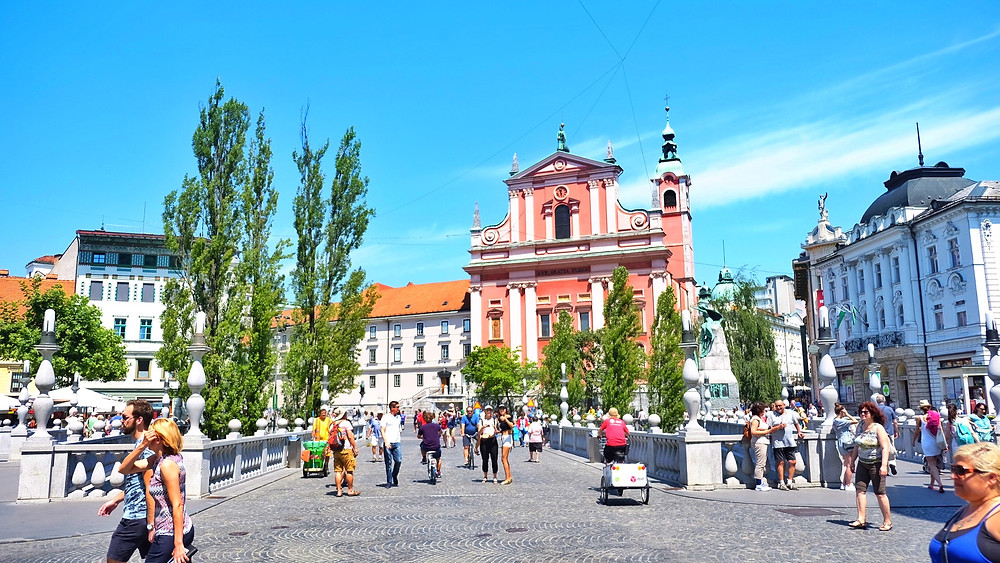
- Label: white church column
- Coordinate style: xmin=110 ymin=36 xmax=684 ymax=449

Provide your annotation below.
xmin=846 ymin=261 xmax=860 ymax=337
xmin=470 ymin=285 xmax=483 ymax=347
xmin=523 ymin=188 xmax=534 ymax=241
xmin=587 ymin=180 xmax=601 ymax=235
xmin=523 ymin=282 xmax=538 ymax=362
xmin=894 ymin=242 xmax=916 ymax=326
xmin=863 ymin=256 xmax=878 ymax=335
xmin=508 ymin=284 xmax=523 ymax=357
xmin=880 ymin=249 xmax=896 ymax=330
xmin=590 ymin=277 xmax=606 ymax=330
xmin=650 ymin=271 xmax=667 ymax=307
xmin=509 ymin=189 xmax=520 ymax=243
xmin=605 ymin=178 xmax=617 ymax=234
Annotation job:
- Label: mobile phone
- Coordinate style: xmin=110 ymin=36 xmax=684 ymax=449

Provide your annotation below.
xmin=167 ymin=545 xmax=198 ymax=562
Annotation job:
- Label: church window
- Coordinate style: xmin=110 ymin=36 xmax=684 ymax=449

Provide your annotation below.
xmin=554 ymin=204 xmax=571 ymax=239
xmin=539 ymin=314 xmax=551 ymax=338
xmin=663 ymin=190 xmax=677 ymax=209
xmin=579 ymin=311 xmax=591 ymax=331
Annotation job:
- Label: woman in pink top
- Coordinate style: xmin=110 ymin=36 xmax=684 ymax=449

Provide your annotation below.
xmin=598 ymin=407 xmax=630 ymax=463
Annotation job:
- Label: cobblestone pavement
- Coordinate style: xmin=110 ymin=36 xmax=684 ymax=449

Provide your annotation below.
xmin=2 ymin=433 xmax=954 ymax=562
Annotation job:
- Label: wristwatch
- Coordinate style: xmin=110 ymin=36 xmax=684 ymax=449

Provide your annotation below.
xmin=146 ymin=524 xmax=154 ymax=531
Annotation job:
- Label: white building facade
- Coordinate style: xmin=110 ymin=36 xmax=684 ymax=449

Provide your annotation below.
xmin=799 ymin=162 xmax=1000 ymax=411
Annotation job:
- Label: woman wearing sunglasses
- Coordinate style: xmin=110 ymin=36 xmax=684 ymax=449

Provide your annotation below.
xmin=929 ymin=442 xmax=1000 ymax=563
xmin=848 ymin=401 xmax=893 ymax=531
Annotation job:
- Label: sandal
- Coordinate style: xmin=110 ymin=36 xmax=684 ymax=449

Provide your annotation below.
xmin=878 ymin=523 xmax=893 ymax=532
xmin=848 ymin=520 xmax=867 ymax=529
xmin=939 ymin=486 xmax=946 ymax=494
xmin=335 ymin=492 xmax=343 ymax=497
xmin=346 ymin=490 xmax=361 ymax=496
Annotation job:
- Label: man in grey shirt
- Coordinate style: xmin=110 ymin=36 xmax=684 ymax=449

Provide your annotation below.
xmin=765 ymin=401 xmax=803 ymax=490
xmin=875 ymin=394 xmax=898 ymax=475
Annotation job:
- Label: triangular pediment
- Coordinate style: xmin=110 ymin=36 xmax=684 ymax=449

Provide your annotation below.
xmin=507 ymin=152 xmax=621 ymax=184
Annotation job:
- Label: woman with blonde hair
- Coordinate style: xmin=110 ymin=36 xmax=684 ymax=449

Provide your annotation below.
xmin=120 ymin=417 xmax=194 ymax=563
xmin=929 ymin=442 xmax=1000 ymax=562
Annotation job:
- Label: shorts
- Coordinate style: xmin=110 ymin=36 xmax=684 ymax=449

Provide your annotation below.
xmin=420 ymin=445 xmax=442 ymax=459
xmin=603 ymin=445 xmax=627 ymax=463
xmin=146 ymin=526 xmax=194 ymax=563
xmin=855 ymin=461 xmax=887 ymax=495
xmin=333 ymin=449 xmax=356 ymax=472
xmin=774 ymin=446 xmax=797 ymax=462
xmin=463 ymin=433 xmax=477 ymax=446
xmin=528 ymin=442 xmax=542 ymax=452
xmin=107 ymin=518 xmax=151 ymax=562
xmin=500 ymin=433 xmax=513 ymax=448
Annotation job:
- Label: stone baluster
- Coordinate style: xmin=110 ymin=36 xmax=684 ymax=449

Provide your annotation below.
xmin=68 ymin=460 xmax=89 ymax=498
xmin=255 ymin=418 xmax=268 ymax=436
xmin=559 ymin=363 xmax=570 ymax=426
xmin=89 ymin=459 xmax=107 ymax=497
xmin=108 ymin=460 xmax=125 ymax=494
xmin=277 ymin=418 xmax=289 ymax=433
xmin=226 ymin=419 xmax=242 ymax=440
xmin=294 ymin=418 xmax=305 ymax=432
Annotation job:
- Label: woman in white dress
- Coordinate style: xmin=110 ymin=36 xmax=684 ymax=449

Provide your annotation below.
xmin=914 ymin=400 xmax=946 ymax=493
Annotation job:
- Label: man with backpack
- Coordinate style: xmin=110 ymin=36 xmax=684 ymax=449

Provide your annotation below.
xmin=328 ymin=407 xmax=360 ymax=496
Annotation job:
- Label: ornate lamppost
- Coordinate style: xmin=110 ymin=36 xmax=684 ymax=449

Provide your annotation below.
xmin=14 ymin=361 xmax=31 ymax=435
xmin=320 ymin=364 xmax=330 ymax=412
xmin=185 ymin=312 xmax=209 ymax=439
xmin=30 ymin=309 xmax=60 ymax=441
xmin=559 ymin=363 xmax=570 ymax=426
xmin=866 ymin=343 xmax=881 ymax=402
xmin=679 ymin=311 xmax=705 ymax=435
xmin=985 ymin=312 xmax=1000 ymax=423
xmin=815 ymin=305 xmax=839 ymax=432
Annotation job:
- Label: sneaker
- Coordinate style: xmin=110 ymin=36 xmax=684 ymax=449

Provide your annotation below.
xmin=840 ymin=484 xmax=846 ymax=490
xmin=493 ymin=478 xmax=499 ymax=484
xmin=421 ymin=459 xmax=427 ymax=465
xmin=755 ymin=484 xmax=772 ymax=491
xmin=845 ymin=484 xmax=856 ymax=492
xmin=889 ymin=463 xmax=898 ymax=476
xmin=789 ymin=481 xmax=798 ymax=490
xmin=436 ymin=469 xmax=442 ymax=478
xmin=777 ymin=482 xmax=789 ymax=491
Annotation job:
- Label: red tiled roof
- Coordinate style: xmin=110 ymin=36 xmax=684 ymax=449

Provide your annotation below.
xmin=275 ymin=279 xmax=469 ymax=327
xmin=0 ymin=277 xmax=70 ymax=317
xmin=30 ymin=255 xmax=57 ymax=265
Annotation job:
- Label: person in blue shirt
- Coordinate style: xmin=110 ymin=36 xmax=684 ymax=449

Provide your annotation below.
xmin=460 ymin=406 xmax=479 ymax=465
xmin=98 ymin=399 xmax=155 ymax=563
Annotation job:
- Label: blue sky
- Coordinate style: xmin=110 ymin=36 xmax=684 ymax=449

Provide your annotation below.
xmin=2 ymin=2 xmax=999 ymax=297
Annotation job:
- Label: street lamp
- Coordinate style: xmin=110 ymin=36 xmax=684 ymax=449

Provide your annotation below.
xmin=985 ymin=311 xmax=1000 ymax=419
xmin=321 ymin=364 xmax=330 ymax=412
xmin=866 ymin=343 xmax=881 ymax=402
xmin=815 ymin=305 xmax=839 ymax=432
xmin=559 ymin=363 xmax=569 ymax=426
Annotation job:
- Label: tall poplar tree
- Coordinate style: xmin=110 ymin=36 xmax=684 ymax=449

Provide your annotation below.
xmin=719 ymin=276 xmax=782 ymax=404
xmin=540 ymin=311 xmax=589 ymax=414
xmin=158 ymin=81 xmax=287 ymax=437
xmin=596 ymin=266 xmax=644 ymax=414
xmin=647 ymin=287 xmax=685 ymax=431
xmin=284 ymin=117 xmax=375 ymax=416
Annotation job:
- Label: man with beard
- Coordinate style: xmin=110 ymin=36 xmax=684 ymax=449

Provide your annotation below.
xmin=97 ymin=399 xmax=155 ymax=563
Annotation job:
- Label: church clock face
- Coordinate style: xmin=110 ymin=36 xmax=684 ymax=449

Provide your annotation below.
xmin=554 ymin=185 xmax=568 ymax=201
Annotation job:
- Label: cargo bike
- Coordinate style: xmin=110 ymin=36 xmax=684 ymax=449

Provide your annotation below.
xmin=302 ymin=440 xmax=330 ymax=478
xmin=598 ymin=440 xmax=649 ymax=505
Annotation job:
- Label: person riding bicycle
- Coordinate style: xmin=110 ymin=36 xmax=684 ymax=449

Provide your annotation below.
xmin=597 ymin=407 xmax=629 ymax=463
xmin=418 ymin=411 xmax=443 ymax=479
xmin=460 ymin=406 xmax=479 ymax=466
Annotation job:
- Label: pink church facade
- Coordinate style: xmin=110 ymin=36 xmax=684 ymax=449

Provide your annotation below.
xmin=465 ymin=109 xmax=694 ymax=363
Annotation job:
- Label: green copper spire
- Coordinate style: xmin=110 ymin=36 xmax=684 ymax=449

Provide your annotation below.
xmin=654 ymin=102 xmax=685 ymax=177
xmin=557 ymin=123 xmax=569 ymax=153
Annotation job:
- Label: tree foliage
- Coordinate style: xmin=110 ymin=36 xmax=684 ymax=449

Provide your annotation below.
xmin=539 ymin=311 xmax=592 ymax=414
xmin=157 ymin=81 xmax=288 ymax=438
xmin=0 ymin=278 xmax=127 ymax=386
xmin=463 ymin=345 xmax=539 ymax=410
xmin=596 ymin=266 xmax=644 ymax=414
xmin=718 ymin=275 xmax=782 ymax=405
xmin=284 ymin=115 xmax=376 ymax=417
xmin=647 ymin=286 xmax=685 ymax=431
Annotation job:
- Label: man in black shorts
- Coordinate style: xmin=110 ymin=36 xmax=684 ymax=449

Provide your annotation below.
xmin=765 ymin=401 xmax=801 ymax=491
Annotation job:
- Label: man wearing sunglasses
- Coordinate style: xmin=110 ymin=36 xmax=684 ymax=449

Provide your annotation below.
xmin=97 ymin=399 xmax=155 ymax=563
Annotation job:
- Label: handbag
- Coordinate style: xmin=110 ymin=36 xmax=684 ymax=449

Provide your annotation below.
xmin=935 ymin=425 xmax=947 ymax=449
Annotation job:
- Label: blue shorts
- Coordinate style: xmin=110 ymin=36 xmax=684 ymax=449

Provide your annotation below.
xmin=146 ymin=526 xmax=194 ymax=563
xmin=420 ymin=444 xmax=442 ymax=458
xmin=107 ymin=518 xmax=151 ymax=562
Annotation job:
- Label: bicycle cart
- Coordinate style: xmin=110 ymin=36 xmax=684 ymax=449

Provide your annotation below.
xmin=302 ymin=440 xmax=330 ymax=478
xmin=598 ymin=444 xmax=649 ymax=505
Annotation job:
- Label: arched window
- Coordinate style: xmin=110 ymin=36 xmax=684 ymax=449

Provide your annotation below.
xmin=663 ymin=190 xmax=677 ymax=209
xmin=554 ymin=204 xmax=571 ymax=239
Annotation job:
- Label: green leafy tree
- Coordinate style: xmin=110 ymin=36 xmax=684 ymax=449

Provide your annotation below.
xmin=463 ymin=345 xmax=539 ymax=409
xmin=539 ymin=311 xmax=589 ymax=414
xmin=596 ymin=266 xmax=644 ymax=414
xmin=284 ymin=116 xmax=375 ymax=417
xmin=647 ymin=286 xmax=685 ymax=431
xmin=718 ymin=276 xmax=782 ymax=405
xmin=158 ymin=81 xmax=287 ymax=438
xmin=0 ymin=278 xmax=127 ymax=386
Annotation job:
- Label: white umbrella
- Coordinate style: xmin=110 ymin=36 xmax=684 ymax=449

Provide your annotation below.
xmin=0 ymin=395 xmax=21 ymax=409
xmin=48 ymin=387 xmax=127 ymax=412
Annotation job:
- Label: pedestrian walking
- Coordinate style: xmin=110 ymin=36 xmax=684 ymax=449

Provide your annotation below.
xmin=848 ymin=401 xmax=893 ymax=532
xmin=476 ymin=405 xmax=500 ymax=483
xmin=915 ymin=400 xmax=947 ymax=493
xmin=98 ymin=399 xmax=155 ymax=563
xmin=527 ymin=415 xmax=544 ymax=462
xmin=120 ymin=418 xmax=195 ymax=563
xmin=381 ymin=401 xmax=403 ymax=487
xmin=833 ymin=403 xmax=859 ymax=491
xmin=874 ymin=394 xmax=899 ymax=475
xmin=329 ymin=407 xmax=360 ymax=497
xmin=367 ymin=412 xmax=383 ymax=462
xmin=496 ymin=405 xmax=515 ymax=484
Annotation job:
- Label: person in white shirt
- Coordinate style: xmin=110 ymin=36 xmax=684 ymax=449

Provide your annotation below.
xmin=380 ymin=401 xmax=403 ymax=487
xmin=527 ymin=416 xmax=544 ymax=462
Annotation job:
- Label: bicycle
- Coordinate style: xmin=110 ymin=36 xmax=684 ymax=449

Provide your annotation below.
xmin=425 ymin=447 xmax=441 ymax=485
xmin=464 ymin=433 xmax=477 ymax=470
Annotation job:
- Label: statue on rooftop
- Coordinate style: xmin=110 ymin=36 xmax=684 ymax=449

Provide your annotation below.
xmin=818 ymin=192 xmax=829 ymax=221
